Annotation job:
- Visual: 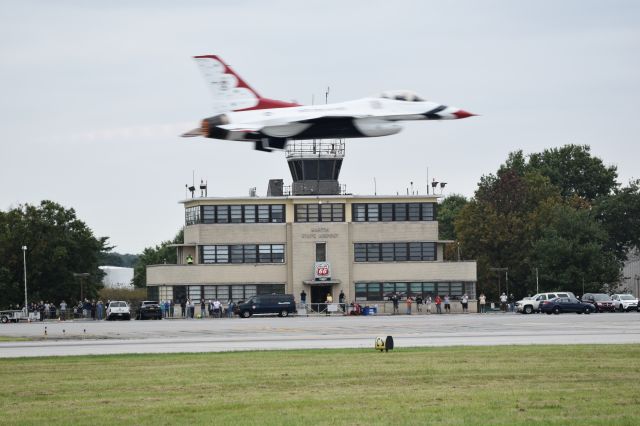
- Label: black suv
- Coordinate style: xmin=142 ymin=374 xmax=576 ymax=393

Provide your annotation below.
xmin=581 ymin=293 xmax=615 ymax=312
xmin=236 ymin=294 xmax=296 ymax=318
xmin=137 ymin=300 xmax=162 ymax=320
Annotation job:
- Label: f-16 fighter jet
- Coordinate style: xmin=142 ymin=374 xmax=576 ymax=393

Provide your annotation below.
xmin=183 ymin=55 xmax=475 ymax=152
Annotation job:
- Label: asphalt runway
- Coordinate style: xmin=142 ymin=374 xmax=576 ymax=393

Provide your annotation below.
xmin=1 ymin=312 xmax=639 ymax=358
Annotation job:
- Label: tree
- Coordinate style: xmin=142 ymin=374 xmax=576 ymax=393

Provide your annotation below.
xmin=0 ymin=201 xmax=111 ymax=307
xmin=527 ymin=145 xmax=618 ymax=201
xmin=531 ymin=204 xmax=620 ymax=295
xmin=594 ymin=180 xmax=640 ymax=260
xmin=455 ymin=169 xmax=561 ymax=299
xmin=437 ymin=194 xmax=468 ymax=240
xmin=132 ymin=229 xmax=183 ymax=288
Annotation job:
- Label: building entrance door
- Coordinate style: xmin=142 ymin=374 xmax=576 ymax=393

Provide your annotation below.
xmin=310 ymin=285 xmax=332 ymax=312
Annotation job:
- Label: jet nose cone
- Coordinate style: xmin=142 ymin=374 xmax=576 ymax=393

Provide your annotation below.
xmin=453 ymin=109 xmax=476 ymax=119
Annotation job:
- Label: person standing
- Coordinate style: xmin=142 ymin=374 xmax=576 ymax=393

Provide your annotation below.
xmin=461 ymin=293 xmax=469 ymax=313
xmin=406 ymin=296 xmax=413 ymax=315
xmin=415 ymin=295 xmax=423 ymax=313
xmin=444 ymin=295 xmax=451 ymax=313
xmin=59 ymin=300 xmax=67 ymax=321
xmin=425 ymin=295 xmax=432 ymax=314
xmin=200 ymin=299 xmax=206 ymax=318
xmin=180 ymin=299 xmax=186 ymax=318
xmin=479 ymin=293 xmax=486 ymax=314
xmin=213 ymin=299 xmax=221 ymax=318
xmin=339 ymin=290 xmax=345 ymax=312
xmin=91 ymin=300 xmax=96 ymax=320
xmin=300 ymin=289 xmax=307 ymax=307
xmin=391 ymin=293 xmax=399 ymax=314
xmin=227 ymin=300 xmax=234 ymax=318
xmin=500 ymin=292 xmax=508 ymax=312
xmin=435 ymin=295 xmax=442 ymax=314
xmin=96 ymin=300 xmax=104 ymax=320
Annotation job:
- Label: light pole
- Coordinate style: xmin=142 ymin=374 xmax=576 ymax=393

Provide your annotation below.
xmin=490 ymin=267 xmax=509 ymax=298
xmin=22 ymin=246 xmax=28 ymax=313
xmin=535 ymin=267 xmax=539 ymax=294
xmin=73 ymin=273 xmax=90 ymax=301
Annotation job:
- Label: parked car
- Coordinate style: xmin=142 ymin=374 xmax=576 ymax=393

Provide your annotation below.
xmin=539 ymin=297 xmax=595 ymax=315
xmin=516 ymin=292 xmax=576 ymax=314
xmin=106 ymin=301 xmax=131 ymax=321
xmin=581 ymin=293 xmax=616 ymax=312
xmin=236 ymin=294 xmax=296 ymax=318
xmin=610 ymin=294 xmax=638 ymax=312
xmin=137 ymin=300 xmax=162 ymax=320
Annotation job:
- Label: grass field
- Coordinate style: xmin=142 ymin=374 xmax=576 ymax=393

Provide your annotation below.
xmin=1 ymin=345 xmax=639 ymax=425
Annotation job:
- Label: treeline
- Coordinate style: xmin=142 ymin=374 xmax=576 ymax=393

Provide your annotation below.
xmin=0 ymin=201 xmax=110 ymax=307
xmin=439 ymin=145 xmax=640 ymax=299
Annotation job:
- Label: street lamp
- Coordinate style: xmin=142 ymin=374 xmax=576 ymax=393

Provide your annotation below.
xmin=73 ymin=273 xmax=90 ymax=301
xmin=22 ymin=246 xmax=27 ymax=313
xmin=490 ymin=267 xmax=509 ymax=296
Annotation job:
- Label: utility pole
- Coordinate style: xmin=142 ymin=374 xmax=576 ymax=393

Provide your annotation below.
xmin=22 ymin=246 xmax=27 ymax=313
xmin=535 ymin=267 xmax=539 ymax=294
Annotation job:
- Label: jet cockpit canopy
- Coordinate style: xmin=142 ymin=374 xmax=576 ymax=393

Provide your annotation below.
xmin=379 ymin=90 xmax=426 ymax=102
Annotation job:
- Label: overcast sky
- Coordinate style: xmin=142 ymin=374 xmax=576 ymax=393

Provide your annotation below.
xmin=1 ymin=0 xmax=639 ymax=254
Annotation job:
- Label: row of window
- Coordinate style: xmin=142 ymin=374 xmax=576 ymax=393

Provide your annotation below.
xmin=295 ymin=203 xmax=344 ymax=222
xmin=200 ymin=244 xmax=285 ymax=264
xmin=354 ymin=242 xmax=436 ymax=262
xmin=187 ymin=284 xmax=285 ymax=302
xmin=186 ymin=202 xmax=437 ymax=225
xmin=186 ymin=205 xmax=285 ymax=225
xmin=352 ymin=203 xmax=435 ymax=222
xmin=355 ymin=282 xmax=476 ymax=302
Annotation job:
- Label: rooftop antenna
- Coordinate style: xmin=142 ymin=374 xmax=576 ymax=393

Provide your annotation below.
xmin=199 ymin=179 xmax=208 ymax=197
xmin=410 ymin=181 xmax=414 ymax=195
xmin=426 ymin=167 xmax=429 ymax=195
xmin=325 ymin=86 xmax=330 ymax=104
xmin=374 ymin=177 xmax=377 ymax=196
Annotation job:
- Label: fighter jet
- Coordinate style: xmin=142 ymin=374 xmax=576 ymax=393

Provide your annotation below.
xmin=183 ymin=55 xmax=475 ymax=152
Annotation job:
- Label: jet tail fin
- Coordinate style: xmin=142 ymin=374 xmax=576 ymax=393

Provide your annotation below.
xmin=194 ymin=55 xmax=299 ymax=113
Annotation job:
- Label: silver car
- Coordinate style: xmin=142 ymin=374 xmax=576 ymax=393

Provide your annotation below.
xmin=610 ymin=294 xmax=638 ymax=312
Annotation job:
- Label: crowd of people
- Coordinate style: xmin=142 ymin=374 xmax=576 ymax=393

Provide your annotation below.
xmin=176 ymin=298 xmax=237 ymax=319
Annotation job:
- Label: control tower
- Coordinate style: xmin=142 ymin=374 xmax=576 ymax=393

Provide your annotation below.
xmin=285 ymin=140 xmax=345 ymax=196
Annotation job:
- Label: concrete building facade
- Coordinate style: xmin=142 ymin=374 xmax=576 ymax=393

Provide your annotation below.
xmin=146 ymin=194 xmax=477 ymax=309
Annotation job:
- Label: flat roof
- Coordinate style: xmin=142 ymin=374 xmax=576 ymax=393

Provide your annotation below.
xmin=180 ymin=193 xmax=442 ymax=205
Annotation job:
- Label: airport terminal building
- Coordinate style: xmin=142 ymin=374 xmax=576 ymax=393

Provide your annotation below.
xmin=146 ymin=141 xmax=477 ymax=310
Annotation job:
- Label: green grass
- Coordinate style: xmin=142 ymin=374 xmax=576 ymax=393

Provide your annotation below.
xmin=0 ymin=336 xmax=29 ymax=342
xmin=1 ymin=345 xmax=639 ymax=425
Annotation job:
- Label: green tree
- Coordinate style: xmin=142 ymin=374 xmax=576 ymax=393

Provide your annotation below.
xmin=456 ymin=169 xmax=560 ymax=299
xmin=595 ymin=180 xmax=640 ymax=260
xmin=437 ymin=194 xmax=468 ymax=240
xmin=527 ymin=144 xmax=618 ymax=201
xmin=132 ymin=229 xmax=183 ymax=288
xmin=531 ymin=204 xmax=620 ymax=295
xmin=0 ymin=201 xmax=110 ymax=308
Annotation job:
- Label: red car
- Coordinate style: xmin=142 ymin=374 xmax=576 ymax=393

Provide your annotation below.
xmin=581 ymin=293 xmax=615 ymax=312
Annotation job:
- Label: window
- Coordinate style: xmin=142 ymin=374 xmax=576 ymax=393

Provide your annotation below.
xmin=257 ymin=205 xmax=270 ymax=223
xmin=200 ymin=244 xmax=284 ymax=264
xmin=354 ymin=243 xmax=367 ymax=262
xmin=244 ymin=205 xmax=256 ymax=223
xmin=216 ymin=205 xmax=229 ymax=223
xmin=408 ymin=203 xmax=420 ymax=221
xmin=316 ymin=242 xmax=326 ymax=262
xmin=381 ymin=204 xmax=394 ymax=222
xmin=185 ymin=207 xmax=200 ymax=225
xmin=354 ymin=242 xmax=437 ymax=262
xmin=353 ymin=204 xmax=366 ymax=222
xmin=230 ymin=205 xmax=242 ymax=223
xmin=203 ymin=206 xmax=215 ymax=224
xmin=295 ymin=203 xmax=345 ymax=222
xmin=271 ymin=205 xmax=284 ymax=223
xmin=367 ymin=204 xmax=379 ymax=221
